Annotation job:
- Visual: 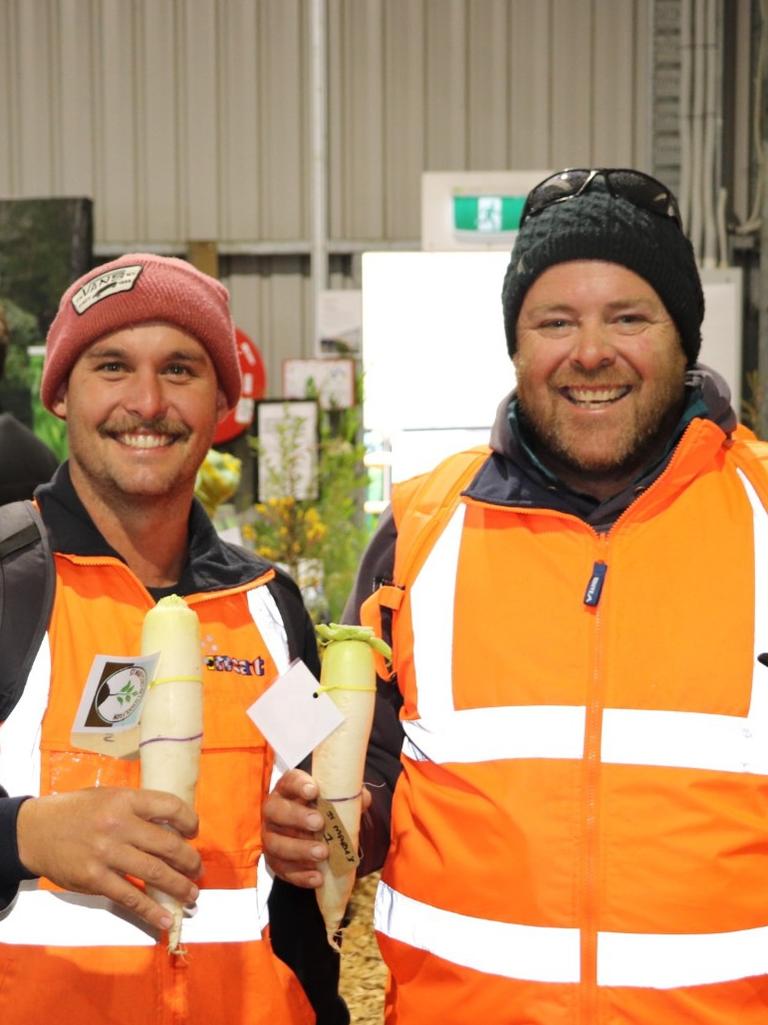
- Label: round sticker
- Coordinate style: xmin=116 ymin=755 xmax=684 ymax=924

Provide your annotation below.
xmin=94 ymin=665 xmax=148 ymax=724
xmin=214 ymin=327 xmax=267 ymax=443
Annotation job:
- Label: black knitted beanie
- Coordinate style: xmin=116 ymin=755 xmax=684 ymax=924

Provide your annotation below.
xmin=501 ymin=181 xmax=705 ymax=365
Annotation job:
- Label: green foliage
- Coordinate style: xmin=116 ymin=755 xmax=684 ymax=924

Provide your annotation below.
xmin=27 ymin=349 xmax=69 ymax=461
xmin=0 ymin=296 xmax=68 ymax=460
xmin=314 ymin=403 xmax=370 ymax=622
xmin=0 ymin=197 xmax=92 ymax=334
xmin=245 ymin=391 xmax=371 ymax=623
xmin=1 ymin=296 xmax=40 ymax=388
xmin=194 ymin=449 xmax=242 ymax=518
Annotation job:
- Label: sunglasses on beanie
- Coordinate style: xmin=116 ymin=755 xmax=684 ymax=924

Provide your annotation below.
xmin=519 ymin=168 xmax=683 ymax=231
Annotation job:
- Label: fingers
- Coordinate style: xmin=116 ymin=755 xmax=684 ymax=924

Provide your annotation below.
xmin=273 ymin=767 xmax=318 ymax=802
xmin=125 ymin=803 xmax=202 ymax=879
xmin=133 ymin=788 xmax=200 ymax=839
xmin=106 ymin=841 xmax=200 ymax=926
xmin=264 ymin=768 xmax=325 ymax=836
xmin=109 ymin=821 xmax=202 ymax=895
xmin=263 ymin=826 xmax=328 ymax=889
xmin=264 ymin=788 xmax=323 ymax=836
xmin=262 ymin=769 xmax=328 ymax=888
xmin=15 ymin=788 xmax=202 ymax=928
xmin=96 ymin=872 xmax=184 ymax=932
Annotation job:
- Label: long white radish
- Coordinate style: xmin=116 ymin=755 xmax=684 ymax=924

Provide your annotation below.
xmin=139 ymin=594 xmax=203 ymax=953
xmin=311 ymin=623 xmax=391 ymax=949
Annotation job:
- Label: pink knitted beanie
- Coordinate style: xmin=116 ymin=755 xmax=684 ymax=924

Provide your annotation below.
xmin=42 ymin=253 xmax=241 ymax=412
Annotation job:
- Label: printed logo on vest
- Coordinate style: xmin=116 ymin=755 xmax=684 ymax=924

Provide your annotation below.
xmin=71 ymin=265 xmax=143 ymax=314
xmin=205 ymin=654 xmax=266 ymax=677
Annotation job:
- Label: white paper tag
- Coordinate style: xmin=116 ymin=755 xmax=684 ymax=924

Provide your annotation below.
xmin=247 ymin=659 xmax=344 ymax=768
xmin=70 ymin=652 xmax=159 ymax=757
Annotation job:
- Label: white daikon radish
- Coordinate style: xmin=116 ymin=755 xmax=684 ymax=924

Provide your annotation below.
xmin=139 ymin=594 xmax=203 ymax=953
xmin=311 ymin=623 xmax=391 ymax=949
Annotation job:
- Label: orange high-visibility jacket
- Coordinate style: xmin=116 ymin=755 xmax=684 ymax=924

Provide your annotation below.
xmin=0 ymin=505 xmax=313 ymax=1025
xmin=365 ymin=419 xmax=768 ymax=1025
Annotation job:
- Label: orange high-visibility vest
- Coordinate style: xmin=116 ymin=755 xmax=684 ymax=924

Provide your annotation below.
xmin=365 ymin=420 xmax=768 ymax=1025
xmin=0 ymin=553 xmax=313 ymax=1025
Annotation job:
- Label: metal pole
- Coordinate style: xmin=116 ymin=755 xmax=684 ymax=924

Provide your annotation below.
xmin=756 ymin=2 xmax=768 ymax=436
xmin=309 ymin=0 xmax=328 ymax=354
xmin=760 ymin=157 xmax=768 ymax=436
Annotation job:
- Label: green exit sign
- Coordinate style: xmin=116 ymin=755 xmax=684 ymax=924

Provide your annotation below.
xmin=453 ymin=195 xmax=526 ymax=234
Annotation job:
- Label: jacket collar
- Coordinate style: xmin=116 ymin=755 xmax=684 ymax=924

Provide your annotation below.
xmin=467 ymin=363 xmax=737 ymax=530
xmin=34 ymin=462 xmax=273 ymax=595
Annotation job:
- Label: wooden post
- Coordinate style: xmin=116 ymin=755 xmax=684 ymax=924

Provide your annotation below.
xmin=187 ymin=241 xmax=220 ymax=280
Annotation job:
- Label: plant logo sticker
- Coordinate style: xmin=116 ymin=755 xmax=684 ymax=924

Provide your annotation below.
xmin=74 ymin=657 xmax=157 ymax=732
xmin=92 ymin=664 xmax=148 ymax=725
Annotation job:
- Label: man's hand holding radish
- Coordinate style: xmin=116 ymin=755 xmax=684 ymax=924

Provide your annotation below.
xmin=262 ymin=768 xmax=372 ymax=890
xmin=15 ymin=786 xmax=201 ymax=932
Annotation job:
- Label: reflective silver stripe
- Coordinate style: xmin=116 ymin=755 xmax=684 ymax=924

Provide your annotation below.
xmin=597 ymin=925 xmax=768 ymax=988
xmin=247 ymin=583 xmax=292 ymax=928
xmin=407 ymin=503 xmax=587 ymax=762
xmin=402 ymin=705 xmax=586 ymax=763
xmin=602 ymin=469 xmax=768 ymax=773
xmin=601 ymin=703 xmax=768 ymax=773
xmin=256 ymin=854 xmax=273 ymax=932
xmin=374 ymin=881 xmax=580 ymax=984
xmin=175 ymin=886 xmax=263 ymax=943
xmin=411 ymin=504 xmax=465 ymax=721
xmin=406 ymin=471 xmax=768 ymax=774
xmin=0 ymin=634 xmax=50 ymax=796
xmin=255 ymin=759 xmax=285 ymax=930
xmin=0 ymin=883 xmax=263 ymax=946
xmin=247 ymin=585 xmax=291 ymax=675
xmin=0 ymin=589 xmax=281 ymax=939
xmin=376 ymin=882 xmax=768 ymax=989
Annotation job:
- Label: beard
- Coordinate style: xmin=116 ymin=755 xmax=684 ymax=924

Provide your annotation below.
xmin=515 ymin=364 xmax=688 ymax=493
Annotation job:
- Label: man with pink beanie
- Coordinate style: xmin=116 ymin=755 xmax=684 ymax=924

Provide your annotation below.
xmin=0 ymin=254 xmax=344 ymax=1024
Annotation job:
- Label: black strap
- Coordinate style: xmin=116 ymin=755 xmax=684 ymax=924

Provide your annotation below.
xmin=0 ymin=501 xmax=55 ymax=720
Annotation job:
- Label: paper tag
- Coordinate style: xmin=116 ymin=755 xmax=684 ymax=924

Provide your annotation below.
xmin=70 ymin=652 xmax=159 ymax=758
xmin=315 ymin=796 xmax=361 ymax=873
xmin=246 ymin=659 xmax=344 ymax=768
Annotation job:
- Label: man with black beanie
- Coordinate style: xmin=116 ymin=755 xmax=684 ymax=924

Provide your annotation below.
xmin=263 ymin=169 xmax=768 ymax=1025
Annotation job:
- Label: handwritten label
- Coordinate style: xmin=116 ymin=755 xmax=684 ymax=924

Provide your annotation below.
xmin=315 ymin=796 xmax=361 ymax=875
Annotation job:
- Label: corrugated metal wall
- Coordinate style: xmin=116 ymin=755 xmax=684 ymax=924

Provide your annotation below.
xmin=327 ymin=0 xmax=652 ymax=243
xmin=0 ymin=0 xmax=653 ymax=390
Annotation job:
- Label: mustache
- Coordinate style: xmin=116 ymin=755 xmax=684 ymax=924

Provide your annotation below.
xmin=98 ymin=416 xmax=192 ymax=440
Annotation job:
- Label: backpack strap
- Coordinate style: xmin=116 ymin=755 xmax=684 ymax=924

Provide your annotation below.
xmin=0 ymin=501 xmax=55 ymax=721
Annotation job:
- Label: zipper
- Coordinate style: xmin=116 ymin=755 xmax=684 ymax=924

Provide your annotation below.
xmin=466 ymin=423 xmax=709 ymax=1019
xmin=575 ymin=430 xmax=698 ymax=1023
xmin=581 ymin=539 xmax=608 ymax=1024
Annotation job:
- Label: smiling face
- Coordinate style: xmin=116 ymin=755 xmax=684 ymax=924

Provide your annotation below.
xmin=513 ymin=261 xmax=688 ymax=499
xmin=52 ymin=322 xmax=227 ymax=508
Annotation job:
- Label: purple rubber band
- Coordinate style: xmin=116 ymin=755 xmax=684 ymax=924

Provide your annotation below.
xmin=138 ymin=732 xmax=203 ymax=748
xmin=321 ymin=789 xmax=362 ymax=802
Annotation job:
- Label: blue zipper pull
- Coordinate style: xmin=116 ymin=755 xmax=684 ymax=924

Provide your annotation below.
xmin=583 ymin=561 xmax=608 ymax=607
